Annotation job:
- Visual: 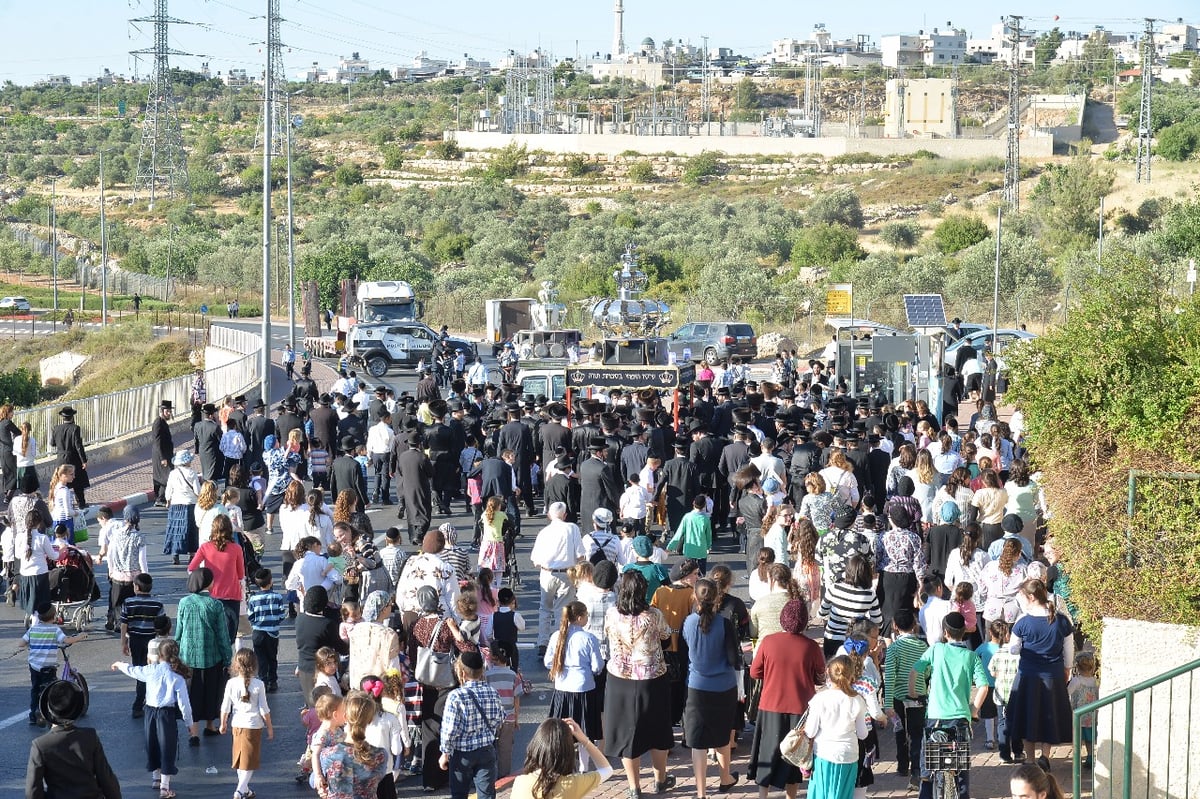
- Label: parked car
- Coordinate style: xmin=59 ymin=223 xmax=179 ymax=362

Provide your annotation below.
xmin=941 ymin=321 xmax=989 ymax=342
xmin=666 ymin=321 xmax=757 ymax=364
xmin=348 ymin=320 xmax=477 ymax=378
xmin=946 ymin=328 xmax=1036 ymax=370
xmin=0 ymin=296 xmax=31 ymax=311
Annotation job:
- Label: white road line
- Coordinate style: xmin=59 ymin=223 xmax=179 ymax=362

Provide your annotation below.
xmin=0 ymin=709 xmax=31 ymax=730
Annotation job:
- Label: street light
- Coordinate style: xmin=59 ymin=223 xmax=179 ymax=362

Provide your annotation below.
xmin=286 ymin=88 xmax=305 ymax=353
xmin=50 ymin=178 xmax=58 ymax=313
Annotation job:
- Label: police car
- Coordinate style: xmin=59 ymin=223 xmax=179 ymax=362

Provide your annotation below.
xmin=348 ymin=320 xmax=477 ymax=377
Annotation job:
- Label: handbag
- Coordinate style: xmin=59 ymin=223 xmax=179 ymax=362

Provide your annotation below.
xmin=72 ymin=509 xmax=89 ymax=543
xmin=415 ymin=619 xmax=456 ymax=688
xmin=779 ymin=709 xmax=813 ymax=771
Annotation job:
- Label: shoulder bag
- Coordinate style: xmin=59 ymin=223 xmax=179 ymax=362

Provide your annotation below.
xmin=415 ymin=618 xmax=456 ymax=688
xmin=779 ymin=708 xmax=813 ymax=771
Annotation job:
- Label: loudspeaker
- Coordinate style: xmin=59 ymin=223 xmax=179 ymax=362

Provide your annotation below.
xmin=601 ymin=338 xmax=669 ymax=366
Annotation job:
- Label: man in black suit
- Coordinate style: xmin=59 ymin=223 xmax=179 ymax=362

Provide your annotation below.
xmin=330 ymin=435 xmax=368 ymax=509
xmin=291 ymin=362 xmax=319 ymax=415
xmin=688 ymin=419 xmax=722 ymax=526
xmin=368 ymin=386 xmax=389 ymax=424
xmin=245 ymin=399 xmax=275 ymax=461
xmin=396 ymin=432 xmax=434 ymax=545
xmin=843 ymin=431 xmax=871 ymax=499
xmin=192 ymin=402 xmax=222 ymax=484
xmin=336 ymin=401 xmax=367 ymax=447
xmin=309 ymin=394 xmax=339 ymax=457
xmin=578 ymin=437 xmax=621 ymax=530
xmin=660 ymin=440 xmax=698 ymax=534
xmin=539 ymin=404 xmax=572 ymax=470
xmin=496 ymin=403 xmax=535 ymax=515
xmin=571 ymin=402 xmax=602 ymax=471
xmin=275 ymin=399 xmax=305 ymax=447
xmin=865 ymin=434 xmax=891 ymax=505
xmin=620 ymin=425 xmax=649 ymax=483
xmin=788 ymin=430 xmax=824 ymax=503
xmin=50 ymin=407 xmax=91 ymax=507
xmin=151 ymin=400 xmax=174 ymax=506
xmin=542 ymin=455 xmax=580 ymax=524
xmin=717 ymin=426 xmax=753 ymax=537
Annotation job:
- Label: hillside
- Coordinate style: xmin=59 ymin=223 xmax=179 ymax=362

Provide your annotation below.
xmin=1 ymin=76 xmax=1198 ymax=345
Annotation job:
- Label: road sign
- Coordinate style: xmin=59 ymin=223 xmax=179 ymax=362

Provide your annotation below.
xmin=200 ymin=304 xmax=209 ymax=315
xmin=826 ymin=283 xmax=853 ymax=317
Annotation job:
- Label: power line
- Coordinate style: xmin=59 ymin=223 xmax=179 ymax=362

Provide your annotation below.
xmin=1135 ymin=18 xmax=1155 ymax=183
xmin=1003 ymin=14 xmax=1022 ymax=210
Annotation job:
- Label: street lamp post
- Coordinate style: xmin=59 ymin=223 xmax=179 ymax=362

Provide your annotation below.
xmin=286 ymin=89 xmax=303 ymax=354
xmin=260 ymin=6 xmax=274 ymax=407
xmin=50 ymin=179 xmax=58 ymax=313
xmin=100 ymin=151 xmax=108 ymax=326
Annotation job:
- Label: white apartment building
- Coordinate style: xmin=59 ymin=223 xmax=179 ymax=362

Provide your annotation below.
xmin=1157 ymin=22 xmax=1198 ymax=56
xmin=881 ymin=27 xmax=966 ymax=68
xmin=967 ymin=22 xmax=1036 ymax=65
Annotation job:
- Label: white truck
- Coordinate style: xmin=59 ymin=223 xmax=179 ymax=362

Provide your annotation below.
xmin=356 ymin=281 xmax=423 ymax=323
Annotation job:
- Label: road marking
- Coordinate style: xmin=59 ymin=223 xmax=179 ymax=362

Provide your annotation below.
xmin=0 ymin=709 xmax=31 ymax=730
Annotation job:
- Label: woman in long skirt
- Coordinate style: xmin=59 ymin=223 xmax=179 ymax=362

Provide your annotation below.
xmin=682 ymin=579 xmax=741 ymax=797
xmin=176 ymin=568 xmax=233 ymax=743
xmin=163 ymin=452 xmax=201 ymax=564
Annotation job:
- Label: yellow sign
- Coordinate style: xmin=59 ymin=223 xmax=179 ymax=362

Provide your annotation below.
xmin=826 ymin=283 xmax=853 ymax=317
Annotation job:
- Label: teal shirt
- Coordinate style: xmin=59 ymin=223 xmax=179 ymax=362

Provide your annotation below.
xmin=975 ymin=641 xmax=998 ymax=687
xmin=668 ymin=510 xmax=713 ymax=560
xmin=622 ymin=561 xmax=671 ymax=603
xmin=913 ymin=641 xmax=989 ymax=721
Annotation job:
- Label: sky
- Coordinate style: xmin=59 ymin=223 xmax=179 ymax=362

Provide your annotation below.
xmin=0 ymin=0 xmax=1195 ymax=85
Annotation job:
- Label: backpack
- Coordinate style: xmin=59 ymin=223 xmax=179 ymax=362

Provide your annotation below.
xmin=588 ymin=532 xmax=615 ymax=565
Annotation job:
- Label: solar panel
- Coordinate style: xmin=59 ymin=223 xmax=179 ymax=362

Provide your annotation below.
xmin=904 ymin=294 xmax=947 ymax=328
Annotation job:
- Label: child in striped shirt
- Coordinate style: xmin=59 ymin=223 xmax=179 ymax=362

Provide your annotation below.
xmin=987 ymin=620 xmax=1023 ymax=763
xmin=20 ymin=603 xmax=87 ymax=724
xmin=308 ymin=439 xmax=330 ymax=491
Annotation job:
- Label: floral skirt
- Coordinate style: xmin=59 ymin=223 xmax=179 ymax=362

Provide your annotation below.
xmin=479 ymin=538 xmax=505 ymax=572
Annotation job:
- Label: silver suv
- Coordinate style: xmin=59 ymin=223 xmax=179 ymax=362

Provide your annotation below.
xmin=666 ymin=321 xmax=757 ymax=364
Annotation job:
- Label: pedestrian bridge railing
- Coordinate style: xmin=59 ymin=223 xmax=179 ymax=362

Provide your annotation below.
xmin=14 ymin=324 xmax=262 ymax=451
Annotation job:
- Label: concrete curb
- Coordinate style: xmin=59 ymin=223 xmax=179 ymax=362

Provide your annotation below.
xmin=94 ymin=490 xmax=156 ymax=520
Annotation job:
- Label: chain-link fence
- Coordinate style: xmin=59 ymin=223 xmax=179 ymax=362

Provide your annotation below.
xmin=76 ymin=261 xmax=173 ymax=301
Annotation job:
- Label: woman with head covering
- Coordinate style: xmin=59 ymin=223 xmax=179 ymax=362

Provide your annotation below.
xmin=394 ymin=529 xmax=460 ymax=625
xmin=295 ymin=585 xmax=347 ymax=708
xmin=874 ymin=504 xmax=927 ymax=635
xmin=348 ymin=590 xmax=401 ymax=689
xmin=26 ymin=680 xmax=121 ymax=799
xmin=163 ymin=450 xmax=202 ymax=565
xmin=748 ymin=599 xmax=826 ymax=798
xmin=410 ymin=584 xmax=472 ymax=791
xmin=926 ymin=501 xmax=964 ymax=585
xmin=177 ymin=567 xmax=232 ymax=743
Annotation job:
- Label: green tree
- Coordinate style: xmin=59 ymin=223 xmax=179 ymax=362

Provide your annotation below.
xmin=1156 ymin=121 xmax=1200 ymax=161
xmin=733 ymin=77 xmax=760 ymax=111
xmin=1027 ymin=151 xmax=1114 ymax=250
xmin=681 ymin=151 xmax=724 ymax=185
xmin=298 ymin=241 xmax=375 ymax=308
xmin=1034 ymin=28 xmax=1064 ymax=68
xmin=806 ymin=188 xmax=864 ymax=229
xmin=333 ymin=162 xmax=364 ymax=187
xmin=483 ymin=143 xmax=528 ymax=181
xmin=879 ymin=220 xmax=923 ymax=249
xmin=790 ymin=222 xmax=866 ymax=267
xmin=1157 ymin=200 xmax=1200 ymax=259
xmin=627 ymin=160 xmax=656 ymax=183
xmin=933 ymin=215 xmax=990 ymax=253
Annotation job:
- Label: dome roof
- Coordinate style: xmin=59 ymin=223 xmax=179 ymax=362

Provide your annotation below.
xmin=641 ymin=37 xmax=656 ymax=49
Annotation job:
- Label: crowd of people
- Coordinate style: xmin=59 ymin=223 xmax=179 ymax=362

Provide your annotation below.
xmin=3 ymin=354 xmax=1095 ymax=799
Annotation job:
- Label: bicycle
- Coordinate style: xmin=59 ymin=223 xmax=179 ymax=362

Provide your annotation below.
xmin=59 ymin=644 xmax=90 ymax=716
xmin=923 ymin=720 xmax=971 ymax=799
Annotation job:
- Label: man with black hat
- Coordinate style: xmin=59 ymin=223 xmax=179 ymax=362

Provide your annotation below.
xmin=275 ymin=398 xmax=305 ymax=448
xmin=227 ymin=394 xmax=248 ymax=433
xmin=416 ymin=366 xmax=441 ymax=405
xmin=368 ymin=385 xmax=389 ymax=425
xmin=291 ymin=362 xmax=319 ymax=414
xmin=659 ymin=440 xmax=698 ymax=534
xmin=542 ymin=454 xmax=580 ymax=524
xmin=497 ymin=402 xmax=535 ymax=516
xmin=426 ymin=399 xmax=459 ymax=516
xmin=539 ymin=403 xmax=572 ymax=470
xmin=866 ymin=433 xmax=891 ymax=503
xmin=49 ymin=407 xmax=90 ymax=507
xmin=578 ymin=436 xmax=621 ymax=530
xmin=688 ymin=418 xmax=723 ymax=526
xmin=336 ymin=400 xmax=366 ymax=447
xmin=151 ymin=400 xmax=175 ymax=506
xmin=309 ymin=394 xmax=339 ymax=458
xmin=245 ymin=398 xmax=275 ymax=459
xmin=620 ymin=424 xmax=649 ymax=484
xmin=26 ymin=679 xmax=120 ymax=799
xmin=191 ymin=402 xmax=222 ymax=484
xmin=571 ymin=401 xmax=602 ymax=471
xmin=331 ymin=435 xmax=369 ymax=509
xmin=396 ymin=431 xmax=434 ymax=545
xmin=717 ymin=426 xmax=753 ymax=535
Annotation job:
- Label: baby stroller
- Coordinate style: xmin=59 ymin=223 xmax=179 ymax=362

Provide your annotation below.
xmin=48 ymin=545 xmax=99 ymax=633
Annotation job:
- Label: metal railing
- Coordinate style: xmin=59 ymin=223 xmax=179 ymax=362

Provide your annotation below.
xmin=1074 ymin=657 xmax=1200 ymax=799
xmin=12 ymin=325 xmax=262 ymax=452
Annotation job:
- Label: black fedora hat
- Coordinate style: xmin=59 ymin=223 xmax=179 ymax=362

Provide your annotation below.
xmin=39 ymin=679 xmax=85 ymax=726
xmin=159 ymin=400 xmax=174 ymax=411
xmin=58 ymin=406 xmax=77 ymax=417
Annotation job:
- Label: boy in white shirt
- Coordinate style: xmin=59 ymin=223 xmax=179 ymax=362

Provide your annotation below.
xmin=618 ymin=474 xmax=650 ymax=537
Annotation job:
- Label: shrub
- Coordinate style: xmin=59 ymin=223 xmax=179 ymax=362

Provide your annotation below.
xmin=563 ymin=154 xmax=591 ymax=178
xmin=790 ymin=222 xmax=866 ymax=267
xmin=381 ymin=144 xmax=406 ymax=170
xmin=430 ymin=140 xmax=463 ymax=160
xmin=627 ymin=160 xmax=656 ymax=183
xmin=484 ymin=143 xmax=528 ymax=181
xmin=333 ymin=162 xmax=364 ymax=187
xmin=1156 ymin=121 xmax=1200 ymax=162
xmin=682 ymin=151 xmax=724 ymax=186
xmin=879 ymin=220 xmax=923 ymax=249
xmin=933 ymin=214 xmax=990 ymax=253
xmin=0 ymin=368 xmax=39 ymax=406
xmin=806 ymin=188 xmax=864 ymax=229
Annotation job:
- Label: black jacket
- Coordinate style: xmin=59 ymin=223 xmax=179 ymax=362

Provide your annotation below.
xmin=330 ymin=454 xmax=368 ymax=507
xmin=27 ymin=724 xmax=121 ymax=799
xmin=578 ymin=455 xmax=621 ymax=528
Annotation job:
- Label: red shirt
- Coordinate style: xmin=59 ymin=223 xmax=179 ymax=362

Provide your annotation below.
xmin=188 ymin=541 xmax=246 ymax=601
xmin=750 ymin=631 xmax=826 ymax=715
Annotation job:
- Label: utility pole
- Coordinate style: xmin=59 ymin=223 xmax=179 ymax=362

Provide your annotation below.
xmin=50 ymin=179 xmax=58 ymax=312
xmin=1135 ymin=17 xmax=1154 ymax=183
xmin=1003 ymin=15 xmax=1023 ymax=209
xmin=896 ymin=66 xmax=906 ymax=139
xmin=992 ymin=206 xmax=1003 ymax=354
xmin=1097 ymin=195 xmax=1104 ymax=273
xmin=286 ymin=91 xmax=300 ymax=353
xmin=130 ymin=0 xmax=193 ymax=206
xmin=254 ymin=0 xmax=288 ymax=156
xmin=700 ymin=35 xmax=711 ymax=133
xmin=100 ymin=152 xmax=108 ymax=326
xmin=950 ymin=61 xmax=960 ymax=138
xmin=260 ymin=0 xmax=274 ymax=406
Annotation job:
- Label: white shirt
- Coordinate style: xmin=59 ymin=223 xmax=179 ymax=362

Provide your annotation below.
xmin=920 ymin=596 xmax=954 ymax=646
xmin=285 ymin=550 xmax=341 ymax=594
xmin=366 ymin=708 xmax=410 ymax=777
xmin=13 ymin=434 xmax=36 ymax=467
xmin=19 ymin=531 xmax=57 ymax=576
xmin=165 ymin=467 xmax=201 ymax=505
xmin=803 ymin=686 xmax=869 ymax=765
xmin=619 ymin=484 xmax=649 ymax=520
xmin=366 ymin=421 xmax=396 ymax=456
xmin=467 ymin=362 xmax=489 ymax=386
xmin=750 ymin=453 xmax=786 ymax=485
xmin=530 ymin=519 xmax=586 ymax=571
xmin=219 ymin=675 xmax=272 ymax=729
xmin=117 ymin=662 xmax=194 ymax=727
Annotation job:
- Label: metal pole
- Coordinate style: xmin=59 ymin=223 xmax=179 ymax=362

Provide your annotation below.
xmin=992 ymin=206 xmax=1002 ymax=355
xmin=1097 ymin=195 xmax=1104 ymax=273
xmin=51 ymin=179 xmax=58 ymax=312
xmin=100 ymin=152 xmax=108 ymax=326
xmin=260 ymin=2 xmax=273 ymax=405
xmin=166 ymin=227 xmax=172 ymax=302
xmin=286 ymin=92 xmax=296 ymax=352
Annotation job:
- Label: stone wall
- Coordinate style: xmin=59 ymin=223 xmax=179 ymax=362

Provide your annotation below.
xmin=1095 ymin=617 xmax=1200 ymax=799
xmin=449 ymin=131 xmax=1054 ymax=159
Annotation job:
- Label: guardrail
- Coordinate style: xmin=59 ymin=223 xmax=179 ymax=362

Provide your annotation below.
xmin=1074 ymin=657 xmax=1200 ymax=799
xmin=13 ymin=323 xmax=262 ymax=451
